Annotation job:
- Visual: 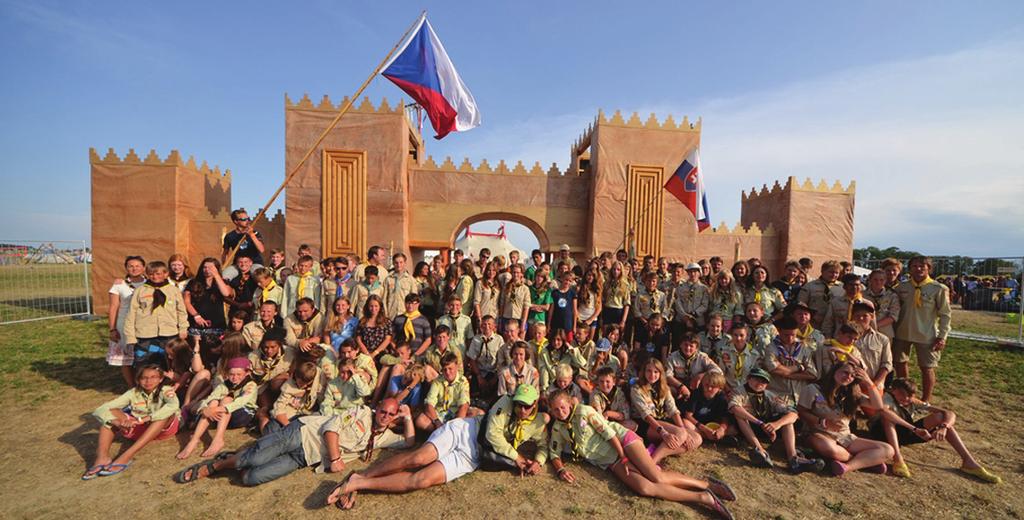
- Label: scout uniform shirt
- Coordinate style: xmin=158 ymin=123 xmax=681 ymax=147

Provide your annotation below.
xmin=813 ymin=339 xmax=864 ymax=379
xmin=709 ymin=288 xmax=744 ymax=322
xmin=854 ymin=328 xmax=894 ymax=381
xmin=798 ymin=383 xmax=866 ymax=447
xmin=282 ymin=272 xmax=322 ymax=316
xmin=200 ymin=379 xmax=259 ymax=414
xmin=497 ymin=362 xmax=539 ymax=397
xmin=665 ymin=350 xmax=721 ymax=386
xmin=822 ymin=293 xmax=870 ymax=338
xmin=298 ymin=406 xmax=407 ymax=471
xmin=424 ymin=343 xmax=465 ymax=377
xmin=744 ymin=285 xmax=786 ymax=318
xmin=272 ymin=370 xmax=325 ymax=419
xmin=700 ymin=331 xmax=732 ymax=361
xmin=632 ymin=286 xmax=667 ymax=319
xmin=718 ymin=342 xmax=763 ymax=394
xmin=549 ymin=404 xmax=629 ymax=469
xmin=353 ymin=352 xmax=380 ymax=389
xmin=383 ymin=271 xmax=418 ymax=319
xmin=894 ymin=278 xmax=952 ymax=344
xmin=348 ymin=280 xmax=384 ymax=319
xmin=500 ymin=282 xmax=531 ymax=321
xmin=474 ymin=281 xmax=501 ymax=320
xmin=761 ymin=337 xmax=817 ymax=405
xmin=436 ymin=313 xmax=474 ymax=354
xmin=485 ymin=394 xmax=550 ymax=465
xmin=748 ymin=320 xmax=779 ymax=354
xmin=425 ymin=373 xmax=471 ymax=422
xmin=589 ymin=385 xmax=631 ymax=421
xmin=538 ymin=345 xmax=588 ymax=390
xmin=320 ymin=371 xmax=374 ymax=416
xmin=797 ymin=279 xmax=842 ymax=330
xmin=467 ymin=334 xmax=502 ymax=376
xmin=670 ymin=281 xmax=710 ymax=326
xmin=795 ymin=324 xmax=826 ymax=353
xmin=630 ymin=384 xmax=680 ymax=421
xmin=242 ymin=319 xmax=299 ymax=350
xmin=123 ymin=282 xmax=189 ymax=344
xmin=93 ymin=384 xmax=181 ymax=426
xmin=880 ymin=393 xmax=931 ymax=424
xmin=252 ymin=281 xmax=285 ymax=312
xmin=865 ymin=288 xmax=901 ymax=340
xmin=728 ymin=385 xmax=794 ymax=421
xmin=284 ymin=310 xmax=325 ymax=342
xmin=248 ymin=346 xmax=296 ymax=390
xmin=454 ymin=275 xmax=475 ymax=316
xmin=602 ymin=280 xmax=631 ymax=310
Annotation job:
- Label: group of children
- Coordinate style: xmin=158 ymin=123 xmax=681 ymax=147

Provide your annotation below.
xmin=86 ymin=231 xmax=1002 ymax=518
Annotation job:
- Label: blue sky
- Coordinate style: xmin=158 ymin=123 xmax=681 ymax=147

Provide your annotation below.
xmin=2 ymin=1 xmax=1022 ymax=256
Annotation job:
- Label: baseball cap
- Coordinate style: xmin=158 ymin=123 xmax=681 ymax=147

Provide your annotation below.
xmin=686 ymin=262 xmax=702 ymax=271
xmin=559 ymin=244 xmax=571 ymax=252
xmin=748 ymin=368 xmax=771 ymax=382
xmin=512 ymin=384 xmax=539 ymax=405
xmin=595 ymin=338 xmax=612 ymax=352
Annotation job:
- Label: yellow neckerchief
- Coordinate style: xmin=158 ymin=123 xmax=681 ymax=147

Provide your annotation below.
xmin=438 ymin=376 xmax=457 ymax=411
xmin=797 ymin=324 xmax=816 ymax=341
xmin=846 ymin=290 xmax=864 ymax=321
xmin=827 ymin=338 xmax=857 ymax=362
xmin=911 ymin=276 xmax=934 ymax=307
xmin=261 ymin=279 xmax=278 ymax=303
xmin=403 ymin=310 xmax=422 ymax=340
xmin=296 ymin=271 xmax=313 ymax=297
xmin=511 ymin=404 xmax=539 ymax=449
xmin=732 ymin=344 xmax=749 ymax=381
xmin=533 ymin=337 xmax=549 ymax=357
xmin=752 ymin=284 xmax=763 ymax=304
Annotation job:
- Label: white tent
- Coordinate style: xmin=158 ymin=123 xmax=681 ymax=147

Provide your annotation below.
xmin=453 ymin=224 xmax=520 ymax=261
xmin=23 ymin=243 xmax=77 ymax=264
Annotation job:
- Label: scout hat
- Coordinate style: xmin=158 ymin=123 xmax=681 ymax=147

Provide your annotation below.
xmin=747 ymin=367 xmax=771 ymax=382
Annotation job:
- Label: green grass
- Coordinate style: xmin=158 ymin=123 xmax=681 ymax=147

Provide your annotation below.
xmin=935 ymin=337 xmax=1024 ymax=397
xmin=0 ymin=264 xmax=91 ymax=322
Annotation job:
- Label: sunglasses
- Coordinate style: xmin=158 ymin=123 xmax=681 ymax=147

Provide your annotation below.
xmin=234 ymin=217 xmax=251 ymax=222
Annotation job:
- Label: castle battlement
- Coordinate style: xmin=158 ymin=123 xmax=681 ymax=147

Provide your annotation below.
xmin=742 ymin=176 xmax=855 ymax=201
xmin=707 ymin=221 xmax=777 ymax=236
xmin=284 ymin=93 xmax=406 ymax=114
xmin=416 ymin=156 xmax=576 ymax=177
xmin=595 ymin=109 xmax=701 ymax=132
xmin=89 ymin=147 xmax=232 ymax=190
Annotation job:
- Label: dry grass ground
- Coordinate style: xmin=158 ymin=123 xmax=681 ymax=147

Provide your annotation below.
xmin=0 ymin=317 xmax=1021 ymax=519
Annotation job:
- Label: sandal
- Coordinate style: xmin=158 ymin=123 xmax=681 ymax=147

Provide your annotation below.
xmin=829 ymin=460 xmax=848 ymax=477
xmin=81 ymin=464 xmax=107 ymax=480
xmin=327 ymin=472 xmax=355 ymax=510
xmin=214 ymin=451 xmax=236 ymax=462
xmin=706 ymin=476 xmax=737 ymax=501
xmin=706 ymin=490 xmax=734 ymax=520
xmin=174 ymin=459 xmax=216 ymax=484
xmin=98 ymin=461 xmax=132 ymax=477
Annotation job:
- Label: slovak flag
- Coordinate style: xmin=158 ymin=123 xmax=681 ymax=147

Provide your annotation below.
xmin=664 ymin=147 xmax=711 ymax=231
xmin=381 ymin=14 xmax=481 ymax=139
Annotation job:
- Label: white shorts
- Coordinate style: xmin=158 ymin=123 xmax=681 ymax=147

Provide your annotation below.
xmin=427 ymin=416 xmax=481 ymax=483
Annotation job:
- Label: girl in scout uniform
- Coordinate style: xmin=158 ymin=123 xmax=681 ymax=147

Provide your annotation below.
xmin=548 ymin=390 xmax=736 ymax=519
xmin=699 ymin=315 xmax=731 ymax=362
xmin=177 ymin=357 xmax=258 ymax=460
xmin=796 ymin=361 xmax=894 ymax=477
xmin=601 ymin=261 xmax=632 ymax=331
xmin=743 ymin=266 xmax=786 ymax=321
xmin=630 ymin=358 xmax=702 ymax=464
xmin=742 ymin=301 xmax=778 ymax=354
xmin=499 ymin=265 xmax=531 ymax=338
xmin=83 ymin=361 xmax=180 ymax=479
xmin=717 ymin=323 xmax=762 ymax=395
xmin=321 ymin=356 xmax=374 ymax=416
xmin=538 ymin=330 xmax=587 ymax=390
xmin=709 ymin=271 xmax=744 ymax=332
xmin=497 ymin=341 xmax=539 ymax=398
xmin=249 ymin=329 xmax=295 ymax=432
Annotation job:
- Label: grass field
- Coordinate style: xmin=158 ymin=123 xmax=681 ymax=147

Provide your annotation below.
xmin=0 ymin=264 xmax=90 ymax=323
xmin=0 ymin=317 xmax=1021 ymax=519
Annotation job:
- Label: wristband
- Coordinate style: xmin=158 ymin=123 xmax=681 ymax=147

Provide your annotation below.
xmin=819 ymin=418 xmax=827 ymax=429
xmin=755 ymin=420 xmax=764 ymax=426
xmin=557 ymin=466 xmax=568 ymax=474
xmin=330 ymin=456 xmax=342 ymax=464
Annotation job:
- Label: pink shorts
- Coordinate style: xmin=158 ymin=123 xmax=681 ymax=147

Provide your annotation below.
xmin=119 ymin=415 xmax=180 ymax=441
xmin=622 ymin=430 xmax=641 ymax=447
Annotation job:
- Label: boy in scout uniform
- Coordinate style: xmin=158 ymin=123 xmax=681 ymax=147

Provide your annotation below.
xmin=822 ymin=273 xmax=869 ymax=338
xmin=416 ymin=352 xmax=477 ymax=433
xmin=761 ymin=317 xmax=817 ymax=405
xmin=849 ymin=301 xmax=893 ymax=390
xmin=797 ymin=260 xmax=842 ymax=331
xmin=383 ymin=253 xmax=419 ymax=319
xmin=632 ymin=271 xmax=668 ymax=330
xmin=669 ymin=263 xmax=710 ymax=345
xmin=893 ymin=256 xmax=951 ymax=402
xmin=865 ymin=269 xmax=901 ymax=341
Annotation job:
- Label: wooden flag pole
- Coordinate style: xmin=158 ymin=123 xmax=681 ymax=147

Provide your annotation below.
xmin=225 ymin=10 xmax=426 ymax=266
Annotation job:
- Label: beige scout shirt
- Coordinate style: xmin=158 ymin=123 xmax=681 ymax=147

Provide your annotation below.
xmin=665 ymin=351 xmax=721 ymax=384
xmin=630 ymin=384 xmax=680 ymax=421
xmin=123 ymin=283 xmax=189 ymax=344
xmin=501 ymin=283 xmax=531 ymax=321
xmin=797 ymin=279 xmax=842 ymax=330
xmin=670 ymin=281 xmax=710 ymax=325
xmin=298 ymin=407 xmax=407 ymax=470
xmin=272 ymin=370 xmax=325 ymax=418
xmin=284 ymin=311 xmax=325 ymax=341
xmin=761 ymin=339 xmax=817 ymax=405
xmin=632 ymin=287 xmax=667 ymax=319
xmin=854 ymin=329 xmax=893 ymax=381
xmin=895 ymin=279 xmax=952 ymax=344
xmin=383 ymin=271 xmax=418 ymax=319
xmin=242 ymin=320 xmax=298 ymax=350
xmin=474 ymin=281 xmax=502 ymax=319
xmin=865 ymin=288 xmax=901 ymax=339
xmin=436 ymin=313 xmax=474 ymax=354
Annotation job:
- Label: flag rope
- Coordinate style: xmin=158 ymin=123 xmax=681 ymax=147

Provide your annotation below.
xmin=225 ymin=10 xmax=427 ymax=266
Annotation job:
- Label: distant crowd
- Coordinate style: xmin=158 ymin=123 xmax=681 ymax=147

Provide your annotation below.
xmin=82 ymin=208 xmax=1002 ymax=519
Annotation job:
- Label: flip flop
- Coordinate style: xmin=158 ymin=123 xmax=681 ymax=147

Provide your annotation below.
xmin=830 ymin=460 xmax=849 ymax=477
xmin=98 ymin=461 xmax=132 ymax=477
xmin=328 ymin=472 xmax=355 ymax=510
xmin=706 ymin=476 xmax=737 ymax=501
xmin=81 ymin=464 xmax=107 ymax=480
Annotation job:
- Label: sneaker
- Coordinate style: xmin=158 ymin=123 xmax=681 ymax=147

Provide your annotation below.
xmin=892 ymin=462 xmax=911 ymax=478
xmin=863 ymin=463 xmax=887 ymax=474
xmin=830 ymin=460 xmax=849 ymax=477
xmin=960 ymin=465 xmax=1003 ymax=484
xmin=750 ymin=448 xmax=773 ymax=468
xmin=789 ymin=456 xmax=826 ymax=474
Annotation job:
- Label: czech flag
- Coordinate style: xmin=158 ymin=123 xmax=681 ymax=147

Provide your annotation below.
xmin=664 ymin=147 xmax=711 ymax=231
xmin=382 ymin=15 xmax=481 ymax=139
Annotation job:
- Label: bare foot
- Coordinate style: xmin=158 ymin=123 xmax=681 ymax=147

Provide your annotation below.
xmin=177 ymin=440 xmax=199 ymax=460
xmin=200 ymin=438 xmax=224 ymax=458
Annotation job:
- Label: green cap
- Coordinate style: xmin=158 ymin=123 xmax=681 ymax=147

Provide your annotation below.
xmin=512 ymin=384 xmax=539 ymax=405
xmin=748 ymin=368 xmax=771 ymax=382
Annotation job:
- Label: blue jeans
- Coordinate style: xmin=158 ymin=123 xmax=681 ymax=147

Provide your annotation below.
xmin=237 ymin=420 xmax=307 ymax=486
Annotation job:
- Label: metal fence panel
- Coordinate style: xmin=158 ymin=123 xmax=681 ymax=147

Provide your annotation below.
xmin=0 ymin=240 xmax=91 ymax=325
xmin=856 ymin=255 xmax=1023 ymax=345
